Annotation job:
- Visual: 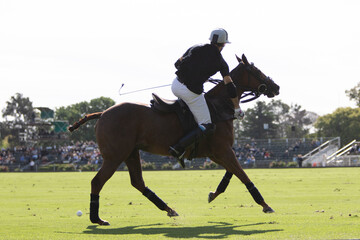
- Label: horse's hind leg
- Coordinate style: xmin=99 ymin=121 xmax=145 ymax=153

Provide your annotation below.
xmin=125 ymin=150 xmax=179 ymax=217
xmin=90 ymin=159 xmax=121 ymax=225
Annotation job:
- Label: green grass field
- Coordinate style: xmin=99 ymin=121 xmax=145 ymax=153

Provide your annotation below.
xmin=1 ymin=168 xmax=360 ymax=240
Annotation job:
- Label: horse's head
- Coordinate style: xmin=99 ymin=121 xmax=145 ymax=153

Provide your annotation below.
xmin=231 ymin=54 xmax=279 ymax=102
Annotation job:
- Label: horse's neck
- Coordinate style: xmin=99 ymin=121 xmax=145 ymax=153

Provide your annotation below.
xmin=205 ymin=66 xmax=245 ymax=100
xmin=205 ymin=81 xmax=235 ymax=123
xmin=230 ymin=65 xmax=246 ymax=98
xmin=205 ymin=82 xmax=226 ymax=98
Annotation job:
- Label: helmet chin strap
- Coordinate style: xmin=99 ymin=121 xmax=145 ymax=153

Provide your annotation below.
xmin=211 ymin=34 xmax=219 ymax=44
xmin=209 ymin=28 xmax=230 ymax=44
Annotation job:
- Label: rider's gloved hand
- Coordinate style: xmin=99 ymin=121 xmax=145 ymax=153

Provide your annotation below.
xmin=235 ymin=107 xmax=245 ymax=120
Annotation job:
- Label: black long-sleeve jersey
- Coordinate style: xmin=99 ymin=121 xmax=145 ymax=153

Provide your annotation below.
xmin=175 ymin=44 xmax=230 ymax=94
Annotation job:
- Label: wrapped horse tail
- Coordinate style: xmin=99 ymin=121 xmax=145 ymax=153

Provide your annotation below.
xmin=68 ymin=112 xmax=103 ymax=132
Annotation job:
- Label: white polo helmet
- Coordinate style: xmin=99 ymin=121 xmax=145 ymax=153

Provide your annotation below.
xmin=209 ymin=28 xmax=230 ymax=44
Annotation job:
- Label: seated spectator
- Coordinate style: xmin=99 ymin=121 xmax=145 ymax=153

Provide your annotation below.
xmin=29 ymin=160 xmax=35 ymax=171
xmin=41 ymin=155 xmax=48 ymax=164
xmin=282 ymin=150 xmax=290 ymax=160
xmin=264 ymin=151 xmax=270 ymax=159
xmin=292 ymin=141 xmax=300 ymax=151
xmin=203 ymin=157 xmax=212 ymax=168
xmin=350 ymin=144 xmax=358 ymax=154
xmin=245 ymin=154 xmax=251 ymax=165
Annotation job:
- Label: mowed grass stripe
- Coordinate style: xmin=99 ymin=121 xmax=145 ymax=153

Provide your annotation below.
xmin=0 ymin=168 xmax=359 ymax=239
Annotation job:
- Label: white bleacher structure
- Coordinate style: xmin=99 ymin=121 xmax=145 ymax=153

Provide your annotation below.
xmin=302 ymin=137 xmax=340 ymax=167
xmin=303 ymin=138 xmax=360 ymax=167
xmin=325 ymin=140 xmax=360 ymax=167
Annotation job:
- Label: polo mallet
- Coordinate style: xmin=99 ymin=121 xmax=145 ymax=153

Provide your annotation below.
xmin=119 ymin=83 xmax=171 ymax=96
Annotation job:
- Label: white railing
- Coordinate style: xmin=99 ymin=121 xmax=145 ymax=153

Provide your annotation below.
xmin=303 ymin=137 xmax=340 ymax=165
xmin=326 ymin=139 xmax=356 ymax=162
xmin=326 ymin=155 xmax=360 ymax=167
xmin=326 ymin=140 xmax=360 ymax=166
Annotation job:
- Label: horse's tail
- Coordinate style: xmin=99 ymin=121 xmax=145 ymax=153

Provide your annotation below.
xmin=68 ymin=112 xmax=103 ymax=132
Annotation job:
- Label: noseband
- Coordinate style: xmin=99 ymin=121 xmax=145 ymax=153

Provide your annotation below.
xmin=239 ymin=64 xmax=270 ymax=103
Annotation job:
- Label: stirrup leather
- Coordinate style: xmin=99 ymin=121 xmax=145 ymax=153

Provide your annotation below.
xmin=169 ymin=146 xmax=185 ymax=168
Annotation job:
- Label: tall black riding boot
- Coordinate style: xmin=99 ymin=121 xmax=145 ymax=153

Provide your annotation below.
xmin=169 ymin=124 xmax=215 ymax=168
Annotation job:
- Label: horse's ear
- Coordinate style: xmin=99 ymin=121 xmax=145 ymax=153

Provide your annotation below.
xmin=242 ymin=54 xmax=250 ymax=66
xmin=235 ymin=54 xmax=242 ymax=63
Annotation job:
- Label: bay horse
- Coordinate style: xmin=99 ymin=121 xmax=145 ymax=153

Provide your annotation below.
xmin=69 ymin=54 xmax=280 ymax=225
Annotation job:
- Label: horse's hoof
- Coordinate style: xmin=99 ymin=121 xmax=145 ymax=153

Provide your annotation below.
xmin=263 ymin=207 xmax=275 ymax=213
xmin=98 ymin=220 xmax=110 ymax=225
xmin=167 ymin=209 xmax=179 ymax=217
xmin=208 ymin=192 xmax=215 ymax=203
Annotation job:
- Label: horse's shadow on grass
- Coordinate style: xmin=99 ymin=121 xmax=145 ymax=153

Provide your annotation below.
xmin=83 ymin=221 xmax=283 ymax=239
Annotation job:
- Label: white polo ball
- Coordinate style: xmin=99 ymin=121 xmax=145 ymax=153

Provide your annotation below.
xmin=76 ymin=210 xmax=83 ymax=217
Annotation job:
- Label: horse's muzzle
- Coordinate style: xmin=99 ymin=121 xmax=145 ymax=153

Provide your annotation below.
xmin=267 ymin=89 xmax=279 ymax=98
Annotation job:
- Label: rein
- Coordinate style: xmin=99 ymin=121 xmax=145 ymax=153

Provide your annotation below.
xmin=208 ymin=78 xmax=262 ymax=103
xmin=239 ymin=92 xmax=261 ymax=103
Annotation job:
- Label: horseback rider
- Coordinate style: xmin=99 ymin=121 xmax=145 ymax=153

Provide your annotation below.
xmin=169 ymin=28 xmax=245 ymax=168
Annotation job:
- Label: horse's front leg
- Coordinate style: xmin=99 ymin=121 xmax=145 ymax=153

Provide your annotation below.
xmin=125 ymin=151 xmax=179 ymax=217
xmin=213 ymin=147 xmax=274 ymax=213
xmin=208 ymin=171 xmax=233 ymax=203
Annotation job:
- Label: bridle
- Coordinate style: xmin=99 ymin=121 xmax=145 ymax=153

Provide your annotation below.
xmin=238 ymin=63 xmax=270 ymax=103
xmin=208 ymin=77 xmax=266 ymax=103
xmin=240 ymin=91 xmax=262 ymax=103
xmin=208 ymin=62 xmax=272 ymax=103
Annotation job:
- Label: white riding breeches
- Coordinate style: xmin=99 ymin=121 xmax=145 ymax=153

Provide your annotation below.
xmin=171 ymin=77 xmax=212 ymax=125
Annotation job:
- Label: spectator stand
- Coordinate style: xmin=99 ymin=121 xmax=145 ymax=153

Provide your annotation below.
xmin=30 ymin=107 xmax=69 ymax=142
xmin=325 ymin=140 xmax=360 ymax=167
xmin=0 ymin=141 xmax=103 ymax=172
xmin=0 ymin=137 xmax=339 ymax=172
xmin=233 ymin=137 xmax=336 ymax=168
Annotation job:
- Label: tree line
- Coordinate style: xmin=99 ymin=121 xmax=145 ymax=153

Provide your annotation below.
xmin=1 ymin=83 xmax=360 ymax=148
xmin=0 ymin=94 xmax=115 ymax=147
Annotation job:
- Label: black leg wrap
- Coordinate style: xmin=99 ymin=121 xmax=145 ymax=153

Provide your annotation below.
xmin=245 ymin=182 xmax=264 ymax=205
xmin=143 ymin=187 xmax=166 ymax=211
xmin=90 ymin=194 xmax=100 ymax=223
xmin=216 ymin=171 xmax=233 ymax=193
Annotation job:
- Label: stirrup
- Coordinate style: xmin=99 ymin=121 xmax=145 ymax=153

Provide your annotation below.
xmin=169 ymin=146 xmax=185 ymax=168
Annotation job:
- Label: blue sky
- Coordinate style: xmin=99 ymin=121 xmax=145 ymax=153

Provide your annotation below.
xmin=1 ymin=0 xmax=359 ymax=117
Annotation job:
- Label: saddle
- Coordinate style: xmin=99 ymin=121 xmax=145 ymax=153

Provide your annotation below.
xmin=150 ymin=93 xmax=235 ymax=161
xmin=150 ymin=94 xmax=197 ymax=133
xmin=150 ymin=93 xmax=235 ymax=134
